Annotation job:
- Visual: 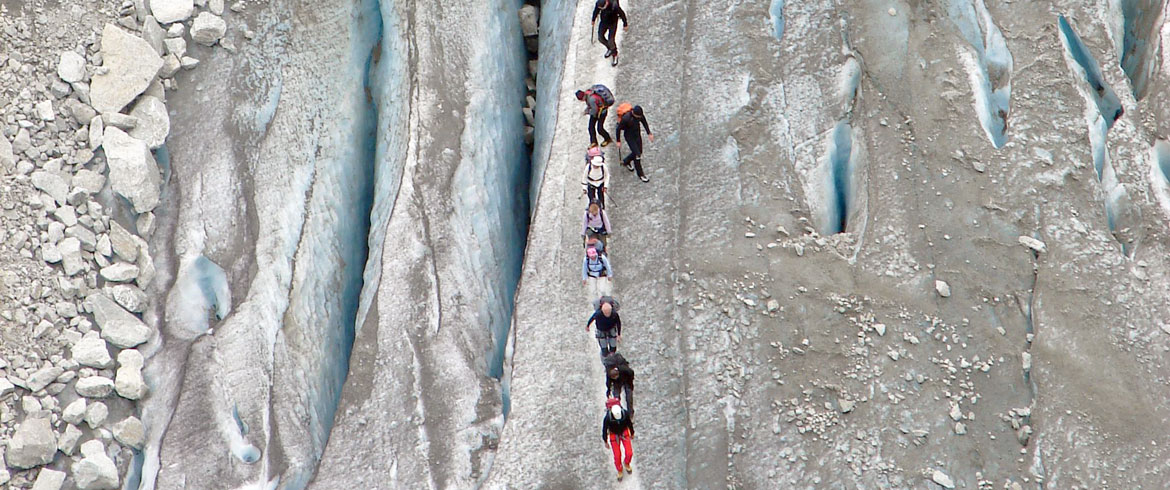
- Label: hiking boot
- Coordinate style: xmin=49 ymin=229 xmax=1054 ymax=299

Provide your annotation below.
xmin=611 ymin=54 xmax=619 ymax=67
xmin=623 ymin=162 xmax=634 ymax=171
xmin=601 ymin=139 xmax=612 ymax=148
xmin=639 ymin=175 xmax=650 ymax=183
xmin=625 ymin=463 xmax=634 ymax=474
xmin=604 ymin=49 xmax=613 ymax=58
xmin=616 ymin=471 xmax=624 ymax=481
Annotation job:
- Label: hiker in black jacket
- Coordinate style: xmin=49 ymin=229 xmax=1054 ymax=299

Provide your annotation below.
xmin=592 ymin=0 xmax=628 ymax=67
xmin=586 ymin=301 xmax=621 ymax=357
xmin=602 ymin=397 xmax=635 ymax=480
xmin=606 ymin=362 xmax=635 ymax=419
xmin=616 ymin=105 xmax=654 ymax=182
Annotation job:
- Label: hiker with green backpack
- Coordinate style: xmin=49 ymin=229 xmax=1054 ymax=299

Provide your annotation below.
xmin=577 ymin=84 xmax=616 ymax=146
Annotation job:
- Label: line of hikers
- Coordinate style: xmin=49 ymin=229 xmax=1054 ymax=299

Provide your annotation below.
xmin=575 ymin=8 xmax=655 ymax=478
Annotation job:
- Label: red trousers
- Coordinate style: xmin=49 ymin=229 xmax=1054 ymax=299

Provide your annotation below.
xmin=608 ymin=431 xmax=632 ymax=473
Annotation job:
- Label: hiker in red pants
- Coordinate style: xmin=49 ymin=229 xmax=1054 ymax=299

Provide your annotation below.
xmin=602 ymin=397 xmax=634 ymax=480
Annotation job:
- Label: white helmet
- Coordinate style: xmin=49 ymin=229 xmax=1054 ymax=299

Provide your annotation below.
xmin=610 ymin=405 xmax=623 ymax=419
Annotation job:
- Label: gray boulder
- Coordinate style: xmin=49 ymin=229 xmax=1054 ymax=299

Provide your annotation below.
xmin=72 ymin=336 xmax=113 ymax=368
xmin=6 ymin=418 xmax=57 ymax=469
xmin=90 ymin=24 xmax=163 ymax=113
xmin=31 ymin=171 xmax=69 ymax=205
xmin=88 ymin=293 xmax=151 ymax=348
xmin=57 ymin=51 xmax=86 ymax=83
xmin=102 ymin=127 xmax=161 ymax=213
xmin=191 ymin=12 xmax=227 ymax=46
xmin=31 ymin=468 xmax=66 ymax=490
xmin=128 ymin=96 xmax=169 ymax=149
xmin=73 ymin=440 xmax=119 ymax=489
xmin=75 ymin=376 xmax=115 ymax=398
xmin=150 ymin=0 xmax=193 ymax=24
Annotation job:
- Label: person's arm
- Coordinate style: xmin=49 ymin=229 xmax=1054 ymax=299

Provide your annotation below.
xmin=592 ymin=5 xmax=602 ymax=23
xmin=639 ymin=115 xmax=651 ymax=135
xmin=618 ymin=6 xmax=628 ymax=27
xmin=583 ymin=258 xmax=590 ymax=283
xmin=613 ymin=313 xmax=622 ymax=336
xmin=601 ymin=255 xmax=612 ymax=279
xmin=615 ymin=118 xmax=625 ymax=143
xmin=601 ymin=209 xmax=612 ymax=233
xmin=602 ymin=165 xmax=610 ymax=190
xmin=602 ymin=417 xmax=610 ymax=442
xmin=582 ymin=211 xmax=590 ymax=236
xmin=583 ymin=162 xmax=591 ymax=188
xmin=627 ymin=417 xmax=634 ymax=438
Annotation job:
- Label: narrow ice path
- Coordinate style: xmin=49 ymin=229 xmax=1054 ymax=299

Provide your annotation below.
xmin=485 ymin=0 xmax=645 ymax=486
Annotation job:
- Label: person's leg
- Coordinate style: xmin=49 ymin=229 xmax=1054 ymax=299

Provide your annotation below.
xmin=597 ymin=109 xmax=612 ymax=144
xmin=606 ymin=23 xmax=619 ymax=56
xmin=621 ymin=432 xmax=633 ymax=467
xmin=597 ymin=186 xmax=606 ymax=209
xmin=588 ymin=114 xmax=599 ymax=144
xmin=609 ymin=434 xmax=624 ymax=474
xmin=597 ymin=336 xmax=609 ymax=357
xmin=599 ymin=22 xmax=615 ymax=55
xmin=629 ymin=138 xmax=646 ymax=179
xmin=587 ymin=184 xmax=597 ymax=204
xmin=622 ymin=146 xmax=636 ymax=170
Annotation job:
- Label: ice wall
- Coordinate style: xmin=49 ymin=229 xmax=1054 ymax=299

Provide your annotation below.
xmin=310 ymin=0 xmax=531 ymax=487
xmin=528 ymin=0 xmax=577 ymax=203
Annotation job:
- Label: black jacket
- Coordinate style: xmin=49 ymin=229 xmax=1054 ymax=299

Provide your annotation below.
xmin=616 ymin=112 xmax=651 ymax=143
xmin=606 ymin=364 xmax=635 ymax=396
xmin=592 ymin=1 xmax=628 ymax=27
xmin=602 ymin=408 xmax=635 ymax=440
xmin=587 ymin=310 xmax=622 ymax=335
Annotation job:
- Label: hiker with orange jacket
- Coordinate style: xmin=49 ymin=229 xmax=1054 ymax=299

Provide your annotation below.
xmin=616 ymin=104 xmax=654 ymax=183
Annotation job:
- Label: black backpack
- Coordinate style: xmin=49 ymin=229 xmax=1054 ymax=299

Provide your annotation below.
xmin=602 ymin=351 xmax=628 ymax=370
xmin=593 ymin=295 xmax=620 ymax=313
xmin=590 ymin=84 xmax=615 ymax=107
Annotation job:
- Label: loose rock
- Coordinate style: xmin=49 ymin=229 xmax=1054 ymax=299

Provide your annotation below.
xmin=191 ymin=12 xmax=227 ymax=46
xmin=115 ymin=349 xmax=146 ymax=400
xmin=76 ymin=376 xmax=115 ymax=398
xmin=31 ymin=171 xmax=70 ymax=205
xmin=72 ymin=335 xmax=114 ymax=368
xmin=102 ymin=127 xmax=161 ymax=213
xmin=6 ymin=417 xmax=57 ymax=469
xmin=58 ymin=51 xmax=87 ymax=83
xmin=31 ymin=468 xmax=67 ymax=490
xmin=113 ymin=416 xmax=146 ymax=449
xmin=1018 ymin=235 xmax=1047 ymax=254
xmin=150 ymin=0 xmax=194 ymax=24
xmin=88 ymin=293 xmax=151 ymax=348
xmin=128 ymin=96 xmax=169 ymax=149
xmin=100 ymin=262 xmax=139 ymax=282
xmin=90 ymin=24 xmax=164 ymax=113
xmin=930 ymin=469 xmax=955 ymax=489
xmin=934 ymin=280 xmax=951 ymax=298
xmin=74 ymin=440 xmax=119 ymax=490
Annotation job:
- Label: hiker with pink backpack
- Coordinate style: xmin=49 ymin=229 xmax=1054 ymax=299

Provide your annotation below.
xmin=582 ymin=144 xmax=610 ymax=209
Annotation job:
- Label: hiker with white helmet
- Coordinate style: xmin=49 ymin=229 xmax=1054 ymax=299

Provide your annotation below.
xmin=582 ymin=145 xmax=610 ymax=209
xmin=602 ymin=397 xmax=635 ymax=481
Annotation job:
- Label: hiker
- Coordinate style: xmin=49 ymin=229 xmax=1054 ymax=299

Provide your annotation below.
xmin=576 ymin=85 xmax=615 ymax=146
xmin=585 ymin=234 xmax=607 ymax=256
xmin=592 ymin=0 xmax=628 ymax=67
xmin=582 ymin=247 xmax=613 ymax=300
xmin=602 ymin=397 xmax=635 ymax=481
xmin=586 ymin=298 xmax=621 ymax=357
xmin=582 ymin=151 xmax=609 ymax=209
xmin=606 ymin=358 xmax=636 ymax=419
xmin=582 ymin=200 xmax=612 ymax=247
xmin=615 ymin=104 xmax=654 ymax=182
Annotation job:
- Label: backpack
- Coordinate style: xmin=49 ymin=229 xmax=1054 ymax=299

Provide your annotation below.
xmin=585 ymin=157 xmax=606 ymax=184
xmin=594 ymin=295 xmax=620 ymax=313
xmin=616 ymin=102 xmax=633 ymax=118
xmin=602 ymin=351 xmax=628 ymax=370
xmin=590 ymin=84 xmax=615 ymax=107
